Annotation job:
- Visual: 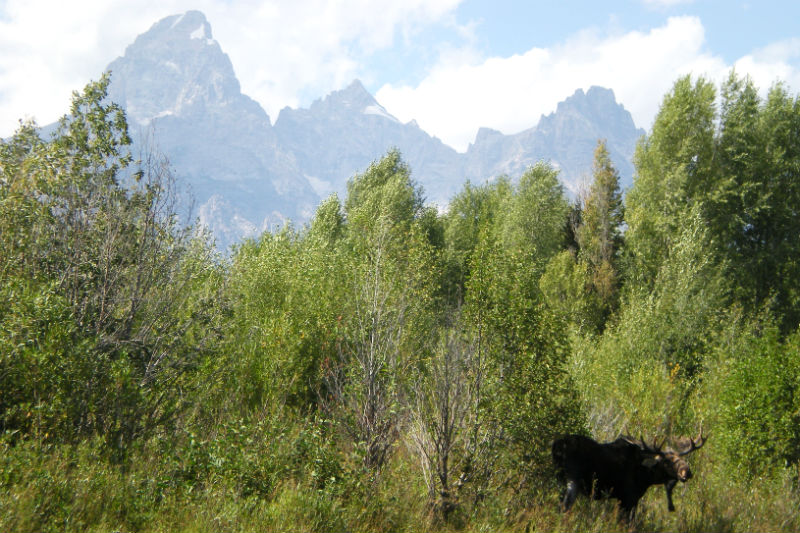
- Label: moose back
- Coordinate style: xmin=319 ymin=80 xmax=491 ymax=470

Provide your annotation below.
xmin=551 ymin=432 xmax=706 ymax=518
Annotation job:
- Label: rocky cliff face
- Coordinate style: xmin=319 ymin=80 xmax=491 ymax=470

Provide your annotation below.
xmin=106 ymin=10 xmax=317 ymax=250
xmin=274 ymin=80 xmax=463 ymax=207
xmin=465 ymin=87 xmax=643 ymax=195
xmin=100 ymin=10 xmax=644 ymax=250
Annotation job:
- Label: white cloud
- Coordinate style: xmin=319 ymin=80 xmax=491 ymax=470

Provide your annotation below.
xmin=377 ymin=16 xmax=800 ymax=152
xmin=210 ymin=0 xmax=462 ymax=118
xmin=733 ymin=38 xmax=800 ymax=90
xmin=0 ymin=0 xmax=167 ymax=135
xmin=0 ymin=0 xmax=461 ymax=137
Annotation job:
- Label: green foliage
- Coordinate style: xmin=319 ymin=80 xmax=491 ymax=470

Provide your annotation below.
xmin=308 ymin=193 xmax=345 ymax=247
xmin=539 ymin=250 xmax=604 ymax=333
xmin=344 ymin=148 xmax=423 ymax=241
xmin=442 ymin=177 xmax=511 ymax=301
xmin=225 ymin=229 xmax=339 ymax=411
xmin=543 ymin=141 xmax=625 ymax=333
xmin=577 ymin=140 xmax=625 ymax=323
xmin=578 ymin=140 xmax=624 ymax=271
xmin=624 ymin=75 xmax=717 ymax=288
xmin=5 ymin=71 xmax=800 ymax=532
xmin=625 ymin=72 xmax=800 ymax=330
xmin=498 ymin=162 xmax=569 ymax=269
xmin=571 ymin=212 xmax=726 ymax=436
xmin=332 ymin=152 xmax=441 ymax=471
xmin=0 ymin=276 xmax=95 ymax=440
xmin=0 ymin=76 xmax=220 ymax=454
xmin=712 ymin=321 xmax=800 ymax=478
xmin=709 ymin=75 xmax=800 ymax=330
xmin=225 ymin=151 xmax=441 ymax=474
xmin=462 ymin=164 xmax=586 ymax=489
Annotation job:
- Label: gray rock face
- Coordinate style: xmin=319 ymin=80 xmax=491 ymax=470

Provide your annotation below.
xmin=106 ymin=10 xmax=316 ymax=250
xmin=274 ymin=80 xmax=463 ymax=207
xmin=101 ymin=10 xmax=644 ymax=250
xmin=465 ymin=87 xmax=644 ymax=195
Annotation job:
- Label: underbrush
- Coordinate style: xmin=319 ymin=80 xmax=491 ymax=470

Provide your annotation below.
xmin=3 ymin=430 xmax=799 ymax=533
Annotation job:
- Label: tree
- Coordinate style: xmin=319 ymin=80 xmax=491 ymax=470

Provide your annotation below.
xmin=442 ymin=178 xmax=511 ymax=295
xmin=344 ymin=148 xmax=423 ymax=242
xmin=627 ymin=73 xmax=800 ymax=330
xmin=624 ymin=75 xmax=717 ymax=289
xmin=0 ymin=75 xmax=218 ymax=452
xmin=578 ymin=139 xmax=624 ymax=310
xmin=461 ymin=163 xmax=585 ymax=495
xmin=710 ymin=74 xmax=800 ymax=330
xmin=539 ymin=250 xmax=604 ymax=333
xmin=571 ymin=211 xmax=726 ymax=437
xmin=409 ymin=317 xmax=497 ymax=518
xmin=499 ymin=162 xmax=570 ymax=268
xmin=324 ymin=151 xmax=440 ymax=472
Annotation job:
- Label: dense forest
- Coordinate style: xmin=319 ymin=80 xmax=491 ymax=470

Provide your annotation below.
xmin=1 ymin=71 xmax=800 ymax=532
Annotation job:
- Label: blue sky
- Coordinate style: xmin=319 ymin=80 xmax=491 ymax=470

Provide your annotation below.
xmin=1 ymin=0 xmax=799 ymax=150
xmin=455 ymin=1 xmax=798 ymax=65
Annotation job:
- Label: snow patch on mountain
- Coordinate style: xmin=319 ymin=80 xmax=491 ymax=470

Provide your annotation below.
xmin=189 ymin=25 xmax=206 ymax=40
xmin=364 ymin=104 xmax=399 ymax=123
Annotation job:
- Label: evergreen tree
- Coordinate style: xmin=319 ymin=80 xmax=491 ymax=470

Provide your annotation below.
xmin=578 ymin=139 xmax=625 ymax=309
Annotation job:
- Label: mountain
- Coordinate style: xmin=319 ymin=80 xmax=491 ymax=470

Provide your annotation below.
xmin=274 ymin=80 xmax=464 ymax=207
xmin=105 ymin=10 xmax=316 ymax=249
xmin=96 ymin=10 xmax=644 ymax=249
xmin=465 ymin=87 xmax=643 ymax=195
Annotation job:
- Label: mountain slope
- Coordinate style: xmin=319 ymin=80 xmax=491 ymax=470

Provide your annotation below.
xmin=106 ymin=10 xmax=317 ymax=249
xmin=275 ymin=80 xmax=464 ymax=206
xmin=98 ymin=10 xmax=644 ymax=249
xmin=465 ymin=87 xmax=643 ymax=194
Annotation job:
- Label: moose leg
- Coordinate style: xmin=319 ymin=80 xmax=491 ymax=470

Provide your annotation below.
xmin=625 ymin=504 xmax=637 ymax=523
xmin=619 ymin=485 xmax=640 ymax=523
xmin=664 ymin=479 xmax=677 ymax=512
xmin=562 ymin=480 xmax=579 ymax=511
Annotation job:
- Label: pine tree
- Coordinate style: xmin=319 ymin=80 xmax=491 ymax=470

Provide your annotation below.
xmin=578 ymin=139 xmax=624 ymax=305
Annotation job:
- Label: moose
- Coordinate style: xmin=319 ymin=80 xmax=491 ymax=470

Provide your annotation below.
xmin=551 ymin=430 xmax=706 ymax=519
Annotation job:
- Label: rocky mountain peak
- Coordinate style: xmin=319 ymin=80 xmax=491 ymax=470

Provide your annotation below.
xmin=89 ymin=10 xmax=645 ymax=250
xmin=100 ymin=11 xmax=319 ymax=251
xmin=545 ymin=86 xmax=638 ymax=140
xmin=556 ymin=86 xmax=617 ymax=113
xmin=586 ymin=86 xmax=618 ymax=106
xmin=107 ymin=10 xmax=248 ymax=126
xmin=472 ymin=127 xmax=504 ymax=145
xmin=303 ymin=78 xmax=387 ymax=119
xmin=466 ymin=85 xmax=643 ymax=193
xmin=136 ymin=10 xmax=213 ymax=45
xmin=338 ymin=79 xmax=378 ymax=107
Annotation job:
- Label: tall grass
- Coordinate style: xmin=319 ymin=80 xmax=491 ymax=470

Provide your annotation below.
xmin=3 ymin=431 xmax=799 ymax=533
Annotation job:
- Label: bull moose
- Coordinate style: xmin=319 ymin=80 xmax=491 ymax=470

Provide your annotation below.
xmin=551 ymin=431 xmax=706 ymax=518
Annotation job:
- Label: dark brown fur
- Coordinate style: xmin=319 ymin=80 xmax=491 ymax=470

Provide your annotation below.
xmin=552 ymin=432 xmax=705 ymax=519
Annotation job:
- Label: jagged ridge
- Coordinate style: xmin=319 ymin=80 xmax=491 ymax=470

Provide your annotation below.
xmin=100 ymin=10 xmax=644 ymax=249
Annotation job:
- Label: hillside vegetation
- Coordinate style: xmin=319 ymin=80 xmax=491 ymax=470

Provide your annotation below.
xmin=2 ymin=72 xmax=800 ymax=532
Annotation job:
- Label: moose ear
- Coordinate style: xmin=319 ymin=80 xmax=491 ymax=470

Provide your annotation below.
xmin=641 ymin=457 xmax=660 ymax=467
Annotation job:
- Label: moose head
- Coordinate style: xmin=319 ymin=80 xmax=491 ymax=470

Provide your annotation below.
xmin=624 ymin=430 xmax=707 ymax=511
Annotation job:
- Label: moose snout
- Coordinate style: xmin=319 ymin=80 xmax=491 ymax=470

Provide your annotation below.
xmin=678 ymin=467 xmax=692 ymax=482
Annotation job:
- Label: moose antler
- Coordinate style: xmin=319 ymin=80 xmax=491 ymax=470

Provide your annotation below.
xmin=676 ymin=427 xmax=707 ymax=456
xmin=629 ymin=435 xmax=665 ymax=455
